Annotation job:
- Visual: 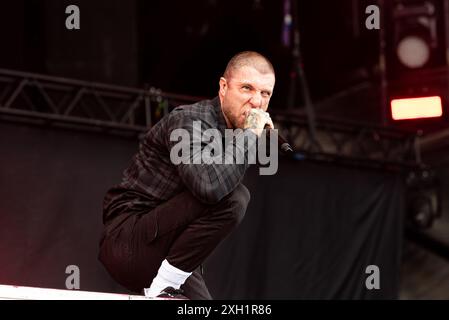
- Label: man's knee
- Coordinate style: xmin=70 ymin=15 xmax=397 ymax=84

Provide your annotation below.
xmin=219 ymin=184 xmax=250 ymax=226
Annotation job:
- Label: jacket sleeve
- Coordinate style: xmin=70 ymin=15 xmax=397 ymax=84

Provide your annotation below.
xmin=166 ymin=112 xmax=257 ymax=204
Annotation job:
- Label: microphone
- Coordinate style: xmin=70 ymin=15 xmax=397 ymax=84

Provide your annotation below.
xmin=264 ymin=124 xmax=294 ymax=154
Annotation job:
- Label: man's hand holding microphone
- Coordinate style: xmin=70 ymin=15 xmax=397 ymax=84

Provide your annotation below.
xmin=244 ymin=108 xmax=274 ymax=137
xmin=244 ymin=109 xmax=293 ymax=155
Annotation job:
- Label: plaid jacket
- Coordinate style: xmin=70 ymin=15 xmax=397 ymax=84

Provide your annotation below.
xmin=102 ymin=96 xmax=256 ymax=225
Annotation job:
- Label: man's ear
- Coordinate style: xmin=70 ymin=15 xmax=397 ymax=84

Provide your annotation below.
xmin=219 ymin=77 xmax=227 ymax=96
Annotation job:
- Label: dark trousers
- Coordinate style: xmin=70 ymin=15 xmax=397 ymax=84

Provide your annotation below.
xmin=98 ymin=184 xmax=250 ymax=299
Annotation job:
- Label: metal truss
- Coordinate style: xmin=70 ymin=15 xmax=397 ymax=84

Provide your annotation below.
xmin=0 ymin=68 xmax=198 ymax=136
xmin=0 ymin=68 xmax=421 ymax=169
xmin=271 ymin=111 xmax=422 ymax=170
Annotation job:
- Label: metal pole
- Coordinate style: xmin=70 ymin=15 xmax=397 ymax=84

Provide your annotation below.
xmin=378 ymin=0 xmax=389 ymax=126
xmin=289 ymin=0 xmax=319 ymax=150
xmin=443 ymin=0 xmax=449 ymax=111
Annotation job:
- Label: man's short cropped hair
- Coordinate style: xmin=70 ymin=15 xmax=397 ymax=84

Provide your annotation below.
xmin=223 ymin=51 xmax=275 ymax=79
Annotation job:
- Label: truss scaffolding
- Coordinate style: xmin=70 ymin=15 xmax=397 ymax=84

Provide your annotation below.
xmin=0 ymin=68 xmax=422 ymax=170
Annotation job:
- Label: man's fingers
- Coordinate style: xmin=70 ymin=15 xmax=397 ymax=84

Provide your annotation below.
xmin=265 ymin=113 xmax=274 ymax=130
xmin=245 ymin=109 xmax=274 ymax=131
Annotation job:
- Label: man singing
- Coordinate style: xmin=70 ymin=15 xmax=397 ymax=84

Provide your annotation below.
xmin=99 ymin=51 xmax=276 ymax=299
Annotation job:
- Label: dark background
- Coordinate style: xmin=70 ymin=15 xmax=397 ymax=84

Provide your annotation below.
xmin=0 ymin=0 xmax=380 ymax=120
xmin=0 ymin=0 xmax=449 ymax=299
xmin=0 ymin=121 xmax=403 ymax=299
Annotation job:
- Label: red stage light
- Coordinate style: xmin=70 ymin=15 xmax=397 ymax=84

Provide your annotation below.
xmin=391 ymin=96 xmax=443 ymax=120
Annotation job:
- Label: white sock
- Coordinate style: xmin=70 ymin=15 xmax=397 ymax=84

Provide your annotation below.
xmin=144 ymin=259 xmax=192 ymax=297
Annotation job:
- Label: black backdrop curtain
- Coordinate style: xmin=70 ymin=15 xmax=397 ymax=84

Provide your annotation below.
xmin=0 ymin=122 xmax=404 ymax=299
xmin=205 ymin=160 xmax=404 ymax=299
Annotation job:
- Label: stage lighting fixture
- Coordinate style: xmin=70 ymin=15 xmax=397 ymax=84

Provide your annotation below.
xmin=406 ymin=169 xmax=441 ymax=230
xmin=408 ymin=194 xmax=435 ymax=228
xmin=392 ymin=1 xmax=438 ymax=71
xmin=384 ymin=0 xmax=447 ymax=131
xmin=396 ymin=35 xmax=430 ymax=68
xmin=391 ymin=96 xmax=442 ymax=120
